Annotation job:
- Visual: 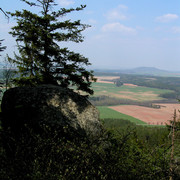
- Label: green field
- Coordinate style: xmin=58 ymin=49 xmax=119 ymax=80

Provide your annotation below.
xmin=92 ymin=82 xmax=173 ymax=101
xmin=97 ymin=106 xmax=146 ymax=125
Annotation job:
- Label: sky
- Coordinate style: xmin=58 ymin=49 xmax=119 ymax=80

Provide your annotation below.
xmin=0 ymin=0 xmax=180 ymax=71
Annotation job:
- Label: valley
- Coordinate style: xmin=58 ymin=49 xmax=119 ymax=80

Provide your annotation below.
xmin=92 ymin=74 xmax=180 ymax=125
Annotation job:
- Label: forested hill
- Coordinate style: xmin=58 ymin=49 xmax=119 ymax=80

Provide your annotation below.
xmin=94 ymin=67 xmax=180 ymax=77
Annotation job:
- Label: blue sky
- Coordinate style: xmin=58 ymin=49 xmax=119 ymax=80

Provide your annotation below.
xmin=1 ymin=0 xmax=180 ymax=71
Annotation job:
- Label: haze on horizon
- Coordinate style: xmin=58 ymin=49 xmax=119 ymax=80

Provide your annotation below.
xmin=0 ymin=0 xmax=180 ymax=71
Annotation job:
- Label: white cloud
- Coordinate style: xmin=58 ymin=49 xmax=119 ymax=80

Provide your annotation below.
xmin=58 ymin=0 xmax=74 ymax=7
xmin=172 ymin=26 xmax=180 ymax=33
xmin=155 ymin=14 xmax=179 ymax=23
xmin=105 ymin=4 xmax=128 ymax=21
xmin=102 ymin=23 xmax=136 ymax=34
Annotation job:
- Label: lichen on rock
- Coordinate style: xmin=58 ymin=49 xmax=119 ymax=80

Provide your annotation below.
xmin=1 ymin=85 xmax=103 ymax=138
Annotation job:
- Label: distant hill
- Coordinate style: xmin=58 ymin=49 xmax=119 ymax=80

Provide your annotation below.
xmin=122 ymin=67 xmax=168 ymax=75
xmin=94 ymin=67 xmax=180 ymax=77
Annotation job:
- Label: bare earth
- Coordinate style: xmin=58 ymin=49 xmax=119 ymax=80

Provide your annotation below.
xmin=96 ymin=80 xmax=114 ymax=84
xmin=123 ymin=83 xmax=138 ymax=87
xmin=95 ymin=76 xmax=120 ymax=80
xmin=95 ymin=77 xmax=137 ymax=87
xmin=95 ymin=76 xmax=119 ymax=84
xmin=109 ymin=104 xmax=180 ymax=125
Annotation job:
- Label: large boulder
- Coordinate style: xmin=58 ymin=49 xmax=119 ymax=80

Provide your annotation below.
xmin=1 ymin=85 xmax=102 ymax=137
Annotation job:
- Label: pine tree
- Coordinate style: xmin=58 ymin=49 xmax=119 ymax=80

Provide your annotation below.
xmin=8 ymin=0 xmax=95 ymax=94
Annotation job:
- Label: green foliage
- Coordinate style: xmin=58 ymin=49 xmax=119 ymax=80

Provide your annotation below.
xmin=115 ymin=80 xmax=123 ymax=87
xmin=167 ymin=112 xmax=180 ymax=178
xmin=7 ymin=0 xmax=95 ymax=94
xmin=160 ymin=92 xmax=179 ymax=99
xmin=0 ymin=101 xmax=171 ymax=179
xmin=90 ymin=95 xmax=163 ymax=107
xmin=0 ymin=122 xmax=171 ymax=179
xmin=98 ymin=106 xmax=170 ymax=148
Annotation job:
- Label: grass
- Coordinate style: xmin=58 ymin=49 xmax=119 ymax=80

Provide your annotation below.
xmin=92 ymin=82 xmax=173 ymax=101
xmin=97 ymin=106 xmax=146 ymax=125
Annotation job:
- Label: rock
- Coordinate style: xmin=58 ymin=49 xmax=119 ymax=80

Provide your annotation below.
xmin=1 ymin=85 xmax=102 ymax=138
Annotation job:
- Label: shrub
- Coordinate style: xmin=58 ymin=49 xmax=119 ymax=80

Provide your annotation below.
xmin=0 ymin=121 xmax=171 ymax=179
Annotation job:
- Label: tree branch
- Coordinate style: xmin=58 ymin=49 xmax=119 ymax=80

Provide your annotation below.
xmin=0 ymin=8 xmax=9 ymax=19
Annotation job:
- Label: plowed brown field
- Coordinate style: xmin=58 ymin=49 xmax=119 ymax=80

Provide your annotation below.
xmin=109 ymin=104 xmax=180 ymax=125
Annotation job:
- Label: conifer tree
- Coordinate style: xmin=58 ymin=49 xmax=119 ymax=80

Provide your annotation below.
xmin=8 ymin=0 xmax=95 ymax=94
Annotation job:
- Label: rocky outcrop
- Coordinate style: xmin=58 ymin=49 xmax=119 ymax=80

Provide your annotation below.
xmin=1 ymin=85 xmax=102 ymax=137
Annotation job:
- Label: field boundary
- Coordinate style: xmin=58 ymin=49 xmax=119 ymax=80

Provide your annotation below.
xmin=97 ymin=106 xmax=146 ymax=125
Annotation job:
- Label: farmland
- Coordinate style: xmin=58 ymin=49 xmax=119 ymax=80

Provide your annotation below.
xmin=92 ymin=78 xmax=173 ymax=101
xmin=109 ymin=104 xmax=180 ymax=125
xmin=93 ymin=75 xmax=180 ymax=125
xmin=97 ymin=106 xmax=146 ymax=125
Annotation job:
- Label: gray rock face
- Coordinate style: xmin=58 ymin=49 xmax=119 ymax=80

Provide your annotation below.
xmin=1 ymin=85 xmax=102 ymax=137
